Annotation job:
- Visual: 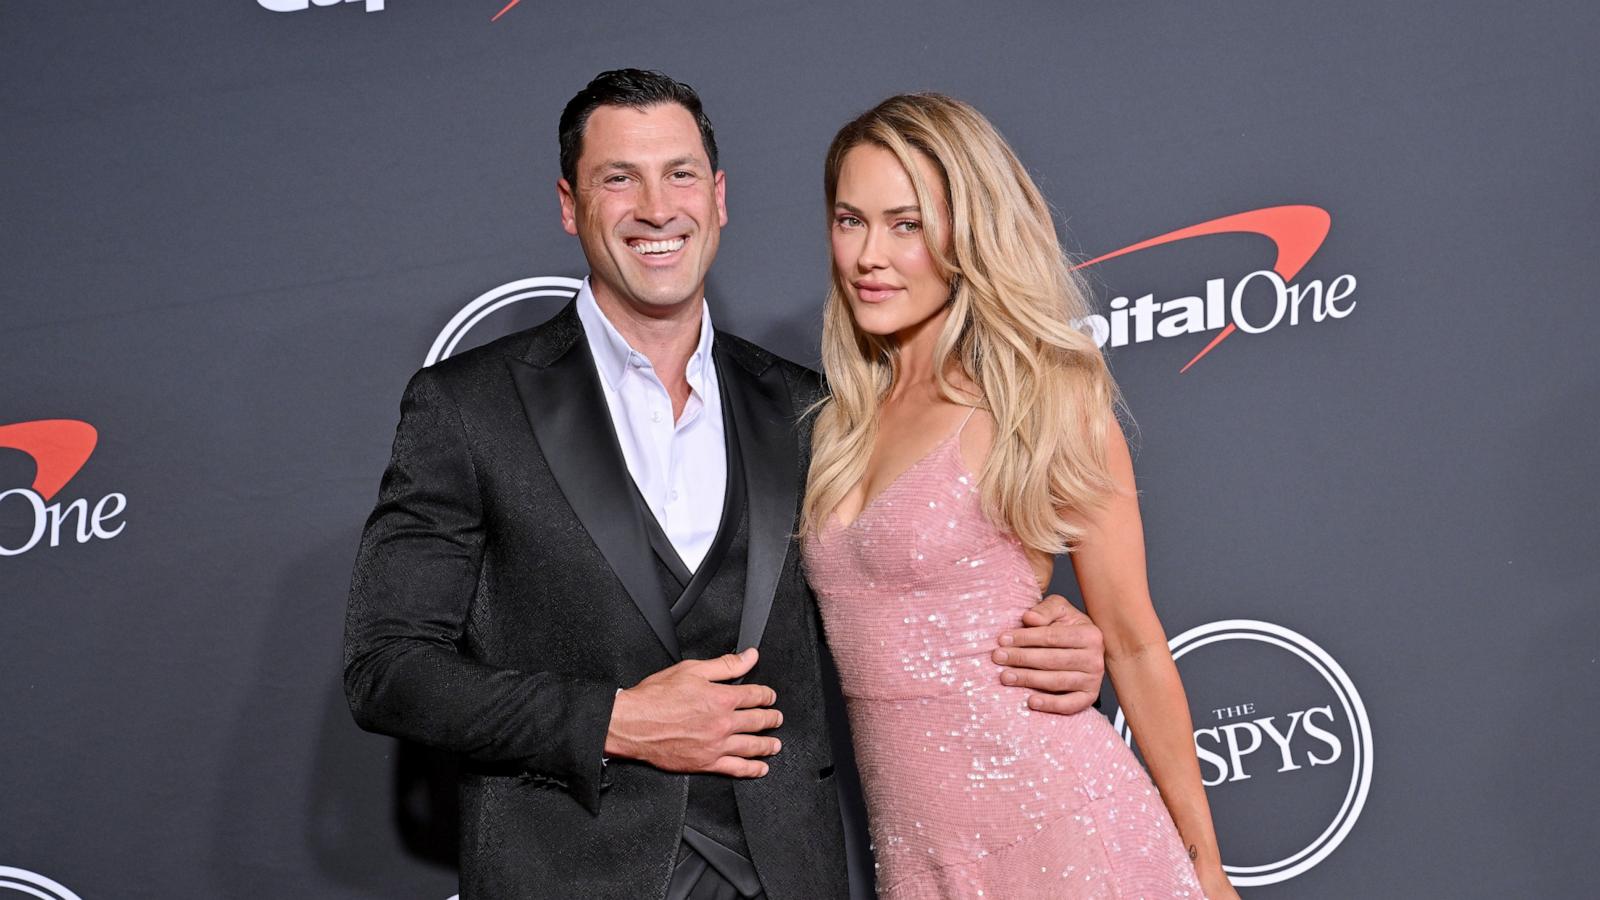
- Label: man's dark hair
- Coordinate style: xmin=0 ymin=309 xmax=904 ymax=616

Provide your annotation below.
xmin=558 ymin=68 xmax=719 ymax=184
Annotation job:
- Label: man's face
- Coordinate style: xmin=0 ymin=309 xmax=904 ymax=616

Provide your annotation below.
xmin=559 ymin=103 xmax=727 ymax=317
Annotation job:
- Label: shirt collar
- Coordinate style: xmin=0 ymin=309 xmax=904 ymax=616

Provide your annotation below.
xmin=575 ymin=277 xmax=716 ymax=391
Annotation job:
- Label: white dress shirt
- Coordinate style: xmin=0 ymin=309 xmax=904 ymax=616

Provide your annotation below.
xmin=575 ymin=278 xmax=727 ymax=572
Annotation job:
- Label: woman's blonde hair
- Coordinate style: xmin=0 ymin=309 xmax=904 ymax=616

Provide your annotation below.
xmin=801 ymin=93 xmax=1122 ymax=554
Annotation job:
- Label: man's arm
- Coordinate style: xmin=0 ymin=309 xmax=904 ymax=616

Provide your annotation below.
xmin=992 ymin=594 xmax=1107 ymax=714
xmin=344 ymin=370 xmax=783 ymax=811
xmin=343 ymin=369 xmax=618 ymax=811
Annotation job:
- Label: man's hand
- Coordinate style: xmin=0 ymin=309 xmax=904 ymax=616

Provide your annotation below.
xmin=604 ymin=648 xmax=782 ymax=778
xmin=992 ymin=594 xmax=1106 ymax=715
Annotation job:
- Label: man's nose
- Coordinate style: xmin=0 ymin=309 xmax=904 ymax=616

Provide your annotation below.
xmin=635 ymin=181 xmax=675 ymax=228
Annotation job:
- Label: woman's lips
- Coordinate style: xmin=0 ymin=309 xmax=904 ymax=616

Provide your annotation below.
xmin=854 ymin=281 xmax=900 ymax=302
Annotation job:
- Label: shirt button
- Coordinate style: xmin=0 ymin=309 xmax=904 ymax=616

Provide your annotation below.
xmin=670 ymin=490 xmax=679 ymax=501
xmin=651 ymin=411 xmax=662 ymax=423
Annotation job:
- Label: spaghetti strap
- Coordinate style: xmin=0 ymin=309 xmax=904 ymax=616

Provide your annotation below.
xmin=955 ymin=405 xmax=980 ymax=437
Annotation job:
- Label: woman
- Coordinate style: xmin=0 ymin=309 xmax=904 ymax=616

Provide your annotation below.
xmin=800 ymin=94 xmax=1238 ymax=899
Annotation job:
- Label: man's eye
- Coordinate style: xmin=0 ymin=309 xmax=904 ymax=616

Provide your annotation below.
xmin=670 ymin=170 xmax=695 ymax=180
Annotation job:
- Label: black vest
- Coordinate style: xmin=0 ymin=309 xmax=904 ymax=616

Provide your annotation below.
xmin=631 ymin=395 xmax=755 ymax=868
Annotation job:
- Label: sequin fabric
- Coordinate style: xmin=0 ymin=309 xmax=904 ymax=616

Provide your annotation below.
xmin=803 ymin=428 xmax=1203 ymax=899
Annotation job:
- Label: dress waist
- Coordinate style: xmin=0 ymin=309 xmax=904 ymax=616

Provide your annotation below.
xmin=815 ymin=553 xmax=1043 ymax=702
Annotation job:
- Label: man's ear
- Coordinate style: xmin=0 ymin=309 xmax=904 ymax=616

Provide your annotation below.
xmin=558 ymin=178 xmax=579 ymax=236
xmin=714 ymin=169 xmax=728 ymax=228
xmin=713 ymin=168 xmax=732 ymax=227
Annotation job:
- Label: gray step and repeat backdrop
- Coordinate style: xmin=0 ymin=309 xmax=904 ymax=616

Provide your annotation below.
xmin=4 ymin=2 xmax=1596 ymax=898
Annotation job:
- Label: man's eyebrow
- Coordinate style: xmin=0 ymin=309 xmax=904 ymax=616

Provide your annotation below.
xmin=663 ymin=156 xmax=706 ymax=171
xmin=591 ymin=160 xmax=640 ymax=175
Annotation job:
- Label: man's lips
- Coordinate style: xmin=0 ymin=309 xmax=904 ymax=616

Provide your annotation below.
xmin=853 ymin=280 xmax=901 ymax=302
xmin=626 ymin=236 xmax=688 ymax=264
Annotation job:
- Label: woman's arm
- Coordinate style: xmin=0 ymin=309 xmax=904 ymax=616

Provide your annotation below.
xmin=1069 ymin=418 xmax=1237 ymax=898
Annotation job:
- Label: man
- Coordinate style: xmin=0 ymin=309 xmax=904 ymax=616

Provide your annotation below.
xmin=344 ymin=69 xmax=1106 ymax=900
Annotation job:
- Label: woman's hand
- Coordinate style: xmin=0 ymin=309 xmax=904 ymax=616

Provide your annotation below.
xmin=1197 ymin=864 xmax=1241 ymax=900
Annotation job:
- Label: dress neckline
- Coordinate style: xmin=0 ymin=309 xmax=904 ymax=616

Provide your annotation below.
xmin=828 ymin=407 xmax=979 ymax=532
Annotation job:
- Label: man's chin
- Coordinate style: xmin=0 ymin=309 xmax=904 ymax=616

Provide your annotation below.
xmin=626 ymin=287 xmax=702 ymax=316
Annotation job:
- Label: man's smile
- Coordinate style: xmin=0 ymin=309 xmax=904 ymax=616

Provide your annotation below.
xmin=628 ymin=236 xmax=686 ymax=254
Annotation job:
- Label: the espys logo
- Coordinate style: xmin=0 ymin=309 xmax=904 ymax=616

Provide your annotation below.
xmin=0 ymin=420 xmax=128 ymax=558
xmin=1111 ymin=619 xmax=1373 ymax=886
xmin=425 ymin=276 xmax=583 ymax=367
xmin=1075 ymin=205 xmax=1355 ymax=373
xmin=424 ymin=206 xmax=1350 ymax=373
xmin=0 ymin=867 xmax=83 ymax=900
xmin=258 ymin=0 xmax=384 ymax=13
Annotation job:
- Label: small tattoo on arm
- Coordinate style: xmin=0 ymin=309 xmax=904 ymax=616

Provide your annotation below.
xmin=1188 ymin=844 xmax=1198 ymax=862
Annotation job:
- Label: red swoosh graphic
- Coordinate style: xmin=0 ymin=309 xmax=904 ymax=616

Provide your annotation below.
xmin=0 ymin=419 xmax=99 ymax=501
xmin=490 ymin=0 xmax=522 ymax=21
xmin=1074 ymin=205 xmax=1331 ymax=372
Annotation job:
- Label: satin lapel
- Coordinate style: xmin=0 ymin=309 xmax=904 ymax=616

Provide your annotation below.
xmin=717 ymin=344 xmax=799 ymax=653
xmin=508 ymin=332 xmax=680 ymax=660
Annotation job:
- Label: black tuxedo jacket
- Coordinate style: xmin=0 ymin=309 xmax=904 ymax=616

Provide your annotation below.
xmin=344 ymin=302 xmax=848 ymax=899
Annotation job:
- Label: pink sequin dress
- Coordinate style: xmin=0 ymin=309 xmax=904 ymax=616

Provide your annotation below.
xmin=803 ymin=417 xmax=1203 ymax=899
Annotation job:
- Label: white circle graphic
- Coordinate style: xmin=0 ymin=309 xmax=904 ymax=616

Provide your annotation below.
xmin=1111 ymin=619 xmax=1373 ymax=887
xmin=0 ymin=867 xmax=82 ymax=900
xmin=424 ymin=276 xmax=583 ymax=367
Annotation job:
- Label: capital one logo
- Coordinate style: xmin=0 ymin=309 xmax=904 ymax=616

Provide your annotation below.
xmin=258 ymin=0 xmax=385 ymax=13
xmin=1112 ymin=619 xmax=1373 ymax=886
xmin=1076 ymin=205 xmax=1357 ymax=373
xmin=0 ymin=867 xmax=83 ymax=900
xmin=0 ymin=420 xmax=128 ymax=558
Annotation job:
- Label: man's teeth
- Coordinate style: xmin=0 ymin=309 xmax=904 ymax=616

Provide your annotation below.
xmin=630 ymin=238 xmax=686 ymax=255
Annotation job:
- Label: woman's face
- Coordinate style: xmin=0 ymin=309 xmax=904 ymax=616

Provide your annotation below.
xmin=830 ymin=144 xmax=952 ymax=340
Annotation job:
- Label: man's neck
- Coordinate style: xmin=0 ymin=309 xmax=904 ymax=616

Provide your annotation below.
xmin=591 ymin=284 xmax=704 ymax=418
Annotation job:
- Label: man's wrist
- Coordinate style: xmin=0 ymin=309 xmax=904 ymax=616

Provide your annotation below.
xmin=603 ymin=686 xmax=632 ymax=760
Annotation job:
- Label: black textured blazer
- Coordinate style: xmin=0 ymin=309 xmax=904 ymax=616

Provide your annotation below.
xmin=344 ymin=302 xmax=848 ymax=900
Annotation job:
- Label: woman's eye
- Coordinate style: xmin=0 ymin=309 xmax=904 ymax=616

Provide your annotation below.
xmin=895 ymin=220 xmax=922 ymax=233
xmin=836 ymin=215 xmax=862 ymax=228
